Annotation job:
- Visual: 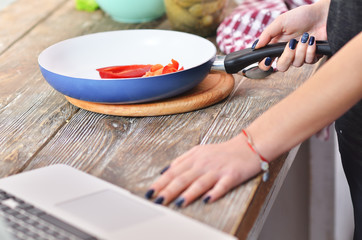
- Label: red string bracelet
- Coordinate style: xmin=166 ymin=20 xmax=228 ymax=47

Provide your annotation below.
xmin=242 ymin=129 xmax=269 ymax=182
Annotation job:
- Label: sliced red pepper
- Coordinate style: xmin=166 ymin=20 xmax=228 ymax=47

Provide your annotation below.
xmin=162 ymin=59 xmax=181 ymax=74
xmin=97 ymin=64 xmax=153 ymax=73
xmin=150 ymin=64 xmax=163 ymax=72
xmin=171 ymin=59 xmax=179 ymax=69
xmin=96 ymin=60 xmax=183 ymax=79
xmin=97 ymin=64 xmax=152 ymax=79
xmin=162 ymin=65 xmax=178 ymax=74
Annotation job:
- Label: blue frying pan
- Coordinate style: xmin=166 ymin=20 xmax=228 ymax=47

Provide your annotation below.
xmin=38 ymin=30 xmax=330 ymax=104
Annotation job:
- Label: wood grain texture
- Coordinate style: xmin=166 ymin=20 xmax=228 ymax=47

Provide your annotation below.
xmin=24 ymin=64 xmax=318 ymax=236
xmin=65 ymin=71 xmax=235 ymax=116
xmin=0 ymin=0 xmax=67 ymax=54
xmin=0 ymin=1 xmax=106 ymax=175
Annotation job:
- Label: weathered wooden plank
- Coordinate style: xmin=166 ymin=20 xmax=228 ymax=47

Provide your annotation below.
xmin=22 ymin=61 xmax=318 ymax=233
xmin=0 ymin=0 xmax=67 ymax=54
xmin=24 ymin=102 xmax=226 ymax=169
xmin=0 ymin=1 xmax=92 ymax=175
xmin=0 ymin=0 xmax=166 ymax=175
xmin=0 ymin=88 xmax=79 ymax=177
xmin=23 ymin=64 xmax=317 ymax=235
xmin=23 ymin=83 xmax=240 ymax=233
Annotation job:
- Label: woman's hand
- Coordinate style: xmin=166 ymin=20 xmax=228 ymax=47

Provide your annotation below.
xmin=145 ymin=134 xmax=262 ymax=207
xmin=255 ymin=0 xmax=330 ymax=72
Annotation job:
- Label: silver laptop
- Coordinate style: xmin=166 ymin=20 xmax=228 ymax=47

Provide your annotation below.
xmin=0 ymin=164 xmax=236 ymax=240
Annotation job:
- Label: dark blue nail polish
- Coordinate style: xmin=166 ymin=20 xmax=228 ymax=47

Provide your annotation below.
xmin=251 ymin=39 xmax=259 ymax=50
xmin=264 ymin=57 xmax=272 ymax=66
xmin=203 ymin=196 xmax=211 ymax=204
xmin=160 ymin=165 xmax=170 ymax=174
xmin=175 ymin=197 xmax=185 ymax=207
xmin=154 ymin=196 xmax=164 ymax=204
xmin=308 ymin=36 xmax=315 ymax=46
xmin=289 ymin=39 xmax=297 ymax=50
xmin=301 ymin=32 xmax=309 ymax=43
xmin=145 ymin=189 xmax=154 ymax=199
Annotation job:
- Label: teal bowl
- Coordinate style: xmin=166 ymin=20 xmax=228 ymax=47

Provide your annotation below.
xmin=96 ymin=0 xmax=165 ymax=23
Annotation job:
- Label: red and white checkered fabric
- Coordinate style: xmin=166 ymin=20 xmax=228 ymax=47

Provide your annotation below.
xmin=216 ymin=0 xmax=315 ymax=54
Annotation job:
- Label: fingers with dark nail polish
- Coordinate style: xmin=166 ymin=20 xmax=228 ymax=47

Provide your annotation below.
xmin=175 ymin=197 xmax=185 ymax=208
xmin=301 ymin=32 xmax=309 ymax=43
xmin=264 ymin=57 xmax=272 ymax=66
xmin=308 ymin=36 xmax=315 ymax=45
xmin=145 ymin=189 xmax=154 ymax=199
xmin=154 ymin=196 xmax=164 ymax=204
xmin=160 ymin=165 xmax=170 ymax=174
xmin=289 ymin=39 xmax=297 ymax=50
xmin=203 ymin=196 xmax=211 ymax=204
xmin=251 ymin=39 xmax=259 ymax=49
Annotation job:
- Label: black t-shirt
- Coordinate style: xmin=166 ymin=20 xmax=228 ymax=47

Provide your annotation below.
xmin=327 ymin=0 xmax=362 ymax=238
xmin=327 ymin=0 xmax=362 ymax=165
xmin=327 ymin=0 xmax=362 ymax=54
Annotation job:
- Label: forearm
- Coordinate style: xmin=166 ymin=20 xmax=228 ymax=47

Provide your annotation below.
xmin=247 ymin=32 xmax=362 ymax=161
xmin=314 ymin=0 xmax=330 ymax=18
xmin=311 ymin=0 xmax=330 ymax=37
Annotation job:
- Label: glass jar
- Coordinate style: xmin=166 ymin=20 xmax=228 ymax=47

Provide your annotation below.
xmin=164 ymin=0 xmax=228 ymax=37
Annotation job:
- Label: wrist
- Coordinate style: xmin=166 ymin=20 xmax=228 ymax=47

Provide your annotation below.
xmin=241 ymin=129 xmax=269 ymax=182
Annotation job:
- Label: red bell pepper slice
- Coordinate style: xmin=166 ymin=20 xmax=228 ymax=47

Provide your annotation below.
xmin=150 ymin=64 xmax=163 ymax=72
xmin=162 ymin=59 xmax=182 ymax=74
xmin=171 ymin=59 xmax=179 ymax=69
xmin=96 ymin=64 xmax=152 ymax=79
xmin=162 ymin=65 xmax=178 ymax=74
xmin=96 ymin=60 xmax=184 ymax=79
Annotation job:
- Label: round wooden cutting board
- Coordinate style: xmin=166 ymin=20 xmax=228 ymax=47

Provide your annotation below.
xmin=65 ymin=71 xmax=234 ymax=117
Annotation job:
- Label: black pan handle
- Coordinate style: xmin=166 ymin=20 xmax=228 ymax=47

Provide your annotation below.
xmin=224 ymin=41 xmax=331 ymax=74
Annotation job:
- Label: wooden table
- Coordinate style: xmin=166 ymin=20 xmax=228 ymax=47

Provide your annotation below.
xmin=0 ymin=1 xmax=322 ymax=239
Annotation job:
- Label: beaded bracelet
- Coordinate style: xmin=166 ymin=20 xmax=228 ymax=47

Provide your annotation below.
xmin=242 ymin=129 xmax=269 ymax=182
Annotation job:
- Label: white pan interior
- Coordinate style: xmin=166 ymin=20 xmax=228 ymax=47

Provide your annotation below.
xmin=38 ymin=30 xmax=217 ymax=80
